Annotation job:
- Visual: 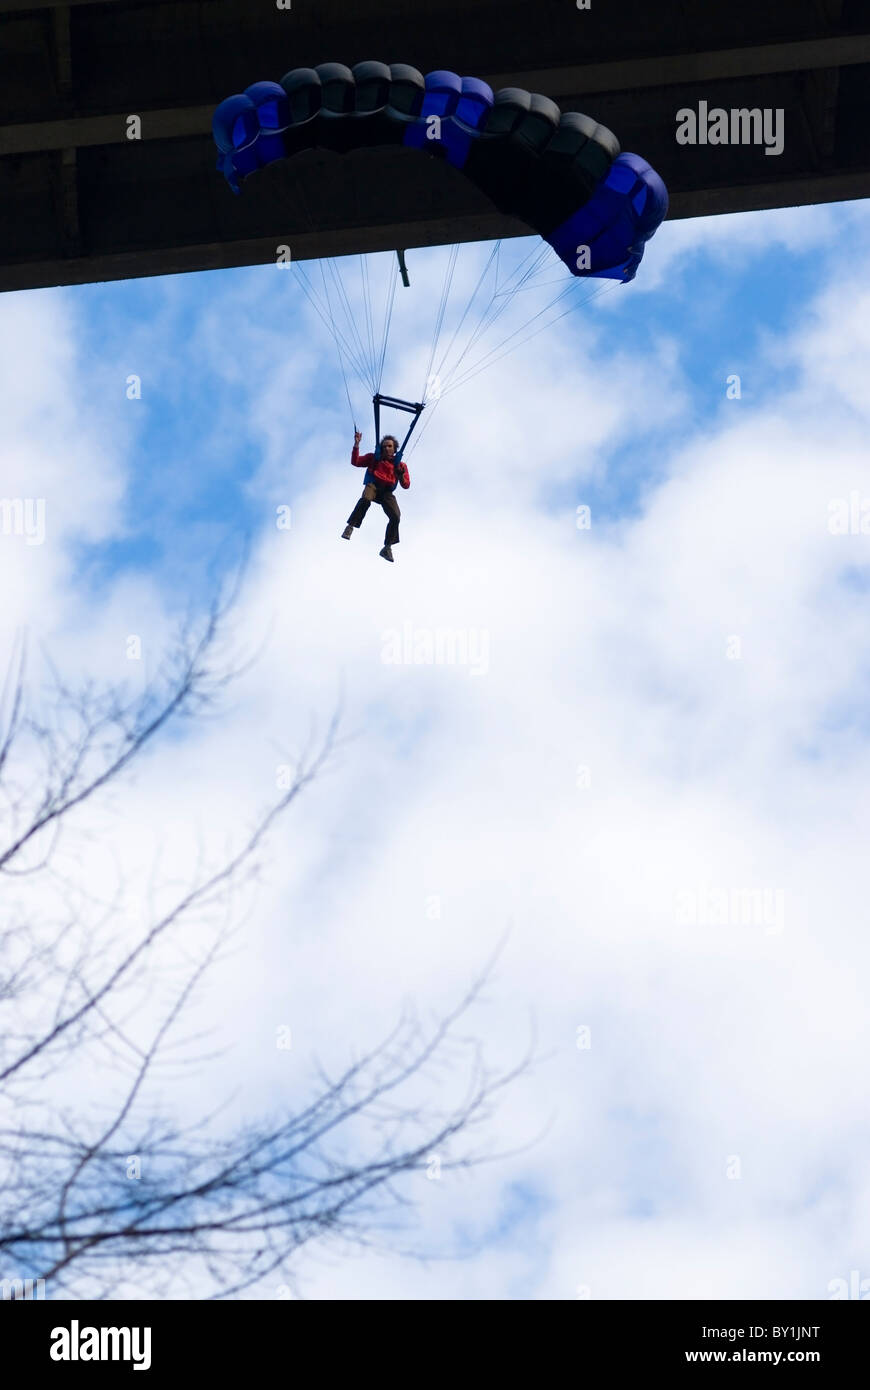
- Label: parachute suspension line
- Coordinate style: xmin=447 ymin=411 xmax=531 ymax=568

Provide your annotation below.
xmin=375 ymin=254 xmax=400 ymax=395
xmin=410 ymin=240 xmax=523 ymax=439
xmin=284 ymin=171 xmax=372 ymax=420
xmin=377 ymin=261 xmax=399 ymax=392
xmin=491 ymin=238 xmax=576 ymax=298
xmin=285 ymin=170 xmax=369 ymax=389
xmin=472 ymin=241 xmax=552 ymax=323
xmin=354 ymin=255 xmax=371 ymax=385
xmin=444 ymin=278 xmax=583 ymax=395
xmin=285 ymin=159 xmax=620 ymax=439
xmin=285 ymin=176 xmax=368 ymax=384
xmin=426 ymin=242 xmax=499 ymax=397
xmin=421 ymin=243 xmax=460 ymax=400
xmin=433 ymin=242 xmax=567 ymax=393
xmin=430 ymin=244 xmax=528 ymax=391
xmin=431 ymin=240 xmax=549 ymax=390
xmin=314 ymin=259 xmax=369 ymax=422
xmin=444 ymin=279 xmax=620 ymax=396
xmin=360 ymin=255 xmax=378 ymax=388
xmin=319 ymin=259 xmax=371 ymax=387
xmin=489 ymin=238 xmax=548 ymax=298
xmin=291 ymin=261 xmax=371 ymax=390
xmin=325 ymin=258 xmax=373 ymax=390
xmin=337 ymin=343 xmax=357 ymax=426
xmin=319 ymin=263 xmax=361 ymax=424
xmin=403 ymin=390 xmax=441 ymax=457
xmin=412 ymin=242 xmax=492 ymax=456
xmin=410 ymin=285 xmax=591 ymax=451
xmin=508 ymin=273 xmax=587 ymax=292
xmin=407 ymin=261 xmax=617 ymax=455
xmin=396 ymin=249 xmax=410 ymax=287
xmin=406 ymin=355 xmax=461 ymax=454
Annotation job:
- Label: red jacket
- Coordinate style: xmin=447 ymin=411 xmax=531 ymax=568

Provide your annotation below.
xmin=352 ymin=445 xmax=410 ymax=490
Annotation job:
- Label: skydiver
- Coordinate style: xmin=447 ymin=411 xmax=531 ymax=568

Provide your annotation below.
xmin=341 ymin=430 xmax=410 ymax=562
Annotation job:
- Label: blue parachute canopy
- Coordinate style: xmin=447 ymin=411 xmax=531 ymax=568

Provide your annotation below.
xmin=212 ymin=62 xmax=667 ymax=280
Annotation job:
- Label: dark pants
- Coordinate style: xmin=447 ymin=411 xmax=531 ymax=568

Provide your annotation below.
xmin=347 ymin=482 xmax=401 ymax=546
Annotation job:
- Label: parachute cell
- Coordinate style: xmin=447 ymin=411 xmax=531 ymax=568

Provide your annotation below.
xmin=547 ymin=153 xmax=670 ymax=282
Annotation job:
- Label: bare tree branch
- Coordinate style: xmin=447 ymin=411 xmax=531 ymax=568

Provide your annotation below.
xmin=0 ymin=594 xmax=531 ymax=1300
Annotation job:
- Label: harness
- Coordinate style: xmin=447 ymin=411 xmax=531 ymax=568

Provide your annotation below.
xmin=364 ymin=450 xmax=402 ymax=492
xmin=358 ymin=393 xmax=422 ymax=490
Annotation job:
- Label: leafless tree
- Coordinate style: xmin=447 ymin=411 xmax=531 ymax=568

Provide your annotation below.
xmin=0 ymin=593 xmax=528 ymax=1300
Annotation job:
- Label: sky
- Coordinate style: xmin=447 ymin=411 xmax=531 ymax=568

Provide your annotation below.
xmin=2 ymin=194 xmax=870 ymax=1300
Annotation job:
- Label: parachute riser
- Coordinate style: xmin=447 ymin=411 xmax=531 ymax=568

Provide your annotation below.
xmin=373 ymin=392 xmax=425 ymax=463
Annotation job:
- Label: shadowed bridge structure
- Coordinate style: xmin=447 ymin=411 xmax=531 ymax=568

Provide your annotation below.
xmin=1 ymin=0 xmax=869 ymax=292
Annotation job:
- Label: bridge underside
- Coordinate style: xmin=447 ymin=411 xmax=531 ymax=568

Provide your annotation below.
xmin=1 ymin=0 xmax=869 ymax=292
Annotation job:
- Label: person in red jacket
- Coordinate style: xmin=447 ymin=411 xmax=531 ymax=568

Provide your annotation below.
xmin=341 ymin=431 xmax=410 ymax=562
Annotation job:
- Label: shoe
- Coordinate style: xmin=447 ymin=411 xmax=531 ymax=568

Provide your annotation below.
xmin=379 ymin=546 xmax=394 ymax=563
xmin=342 ymin=526 xmax=353 ymax=540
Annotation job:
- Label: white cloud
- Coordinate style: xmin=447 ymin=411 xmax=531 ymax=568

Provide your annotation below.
xmin=632 ymin=200 xmax=852 ymax=294
xmin=4 ymin=207 xmax=870 ymax=1299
